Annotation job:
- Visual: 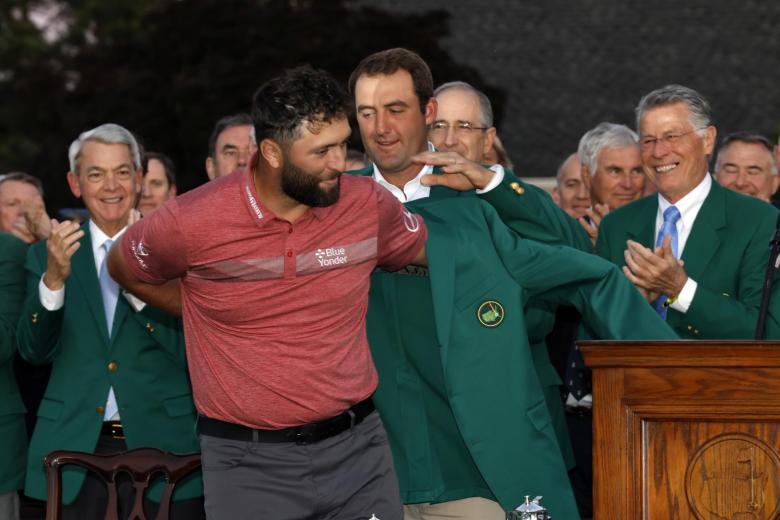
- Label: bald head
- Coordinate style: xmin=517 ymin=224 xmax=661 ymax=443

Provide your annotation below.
xmin=552 ymin=153 xmax=590 ymax=219
xmin=430 ymin=82 xmax=496 ymax=163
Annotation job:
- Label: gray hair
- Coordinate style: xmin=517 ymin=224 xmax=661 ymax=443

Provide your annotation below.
xmin=433 ymin=81 xmax=494 ymax=127
xmin=68 ymin=123 xmax=141 ymax=174
xmin=715 ymin=131 xmax=779 ymax=176
xmin=577 ymin=122 xmax=639 ymax=175
xmin=208 ymin=113 xmax=254 ymax=158
xmin=635 ymin=84 xmax=712 ymax=135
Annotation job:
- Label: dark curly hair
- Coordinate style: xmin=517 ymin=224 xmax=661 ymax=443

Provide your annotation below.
xmin=252 ymin=66 xmax=351 ymax=147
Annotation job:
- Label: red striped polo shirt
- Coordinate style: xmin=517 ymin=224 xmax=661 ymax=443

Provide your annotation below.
xmin=121 ymin=169 xmax=426 ymax=429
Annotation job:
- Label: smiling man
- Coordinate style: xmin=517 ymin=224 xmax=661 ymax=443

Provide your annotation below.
xmin=579 ymin=122 xmax=645 ymax=213
xmin=596 ymin=84 xmax=780 ymax=338
xmin=0 ymin=172 xmax=50 ymax=243
xmin=429 ymin=81 xmax=496 ymax=163
xmin=575 ymin=123 xmax=646 ymax=246
xmin=346 ymin=49 xmax=682 ymax=520
xmin=714 ymin=132 xmax=779 ymax=202
xmin=16 ymin=123 xmax=203 ymax=518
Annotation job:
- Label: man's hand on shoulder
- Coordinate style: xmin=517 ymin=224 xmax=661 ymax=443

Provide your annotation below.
xmin=414 ymin=151 xmax=494 ymax=191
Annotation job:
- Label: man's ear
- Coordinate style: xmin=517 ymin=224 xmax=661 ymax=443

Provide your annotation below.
xmin=205 ymin=157 xmax=216 ymax=180
xmin=581 ymin=165 xmax=592 ymax=193
xmin=552 ymin=187 xmax=561 ymax=205
xmin=134 ymin=169 xmax=143 ymax=195
xmin=702 ymin=125 xmax=717 ymax=156
xmin=260 ymin=139 xmax=283 ymax=169
xmin=66 ymin=171 xmax=81 ymax=198
xmin=424 ymin=97 xmax=437 ymax=126
xmin=772 ymin=175 xmax=780 ymax=197
xmin=482 ymin=127 xmax=497 ymax=160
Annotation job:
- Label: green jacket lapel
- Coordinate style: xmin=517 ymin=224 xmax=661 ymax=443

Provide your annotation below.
xmin=680 ymin=180 xmax=725 ymax=277
xmin=347 ymin=165 xmax=373 ymax=177
xmin=628 ymin=196 xmax=659 ymax=247
xmin=419 ymin=211 xmax=456 ymax=353
xmin=70 ymin=224 xmax=111 ymax=343
xmin=110 ymin=289 xmax=130 ymax=343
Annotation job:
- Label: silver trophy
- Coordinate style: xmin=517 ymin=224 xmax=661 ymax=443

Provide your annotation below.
xmin=507 ymin=495 xmax=550 ymax=519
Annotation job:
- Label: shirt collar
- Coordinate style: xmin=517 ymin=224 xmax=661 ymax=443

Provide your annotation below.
xmin=89 ymin=219 xmax=127 ymax=256
xmin=657 ymin=173 xmax=711 ymax=226
xmin=244 ymin=167 xmax=331 ymax=224
xmin=371 ymin=142 xmax=435 ymax=200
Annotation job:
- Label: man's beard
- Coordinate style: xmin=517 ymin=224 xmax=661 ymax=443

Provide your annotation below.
xmin=280 ymin=160 xmax=340 ymax=208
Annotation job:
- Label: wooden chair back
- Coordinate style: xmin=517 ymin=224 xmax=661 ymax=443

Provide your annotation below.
xmin=44 ymin=448 xmax=200 ymax=520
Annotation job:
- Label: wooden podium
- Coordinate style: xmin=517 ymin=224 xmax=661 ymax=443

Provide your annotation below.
xmin=581 ymin=341 xmax=780 ymax=519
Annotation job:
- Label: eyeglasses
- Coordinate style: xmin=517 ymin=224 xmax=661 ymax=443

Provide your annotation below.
xmin=429 ymin=121 xmax=489 ymax=136
xmin=639 ymin=129 xmax=701 ymax=150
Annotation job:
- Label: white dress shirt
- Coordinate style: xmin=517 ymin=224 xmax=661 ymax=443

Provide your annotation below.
xmin=655 ymin=173 xmax=712 ymax=313
xmin=371 ymin=143 xmax=505 ymax=203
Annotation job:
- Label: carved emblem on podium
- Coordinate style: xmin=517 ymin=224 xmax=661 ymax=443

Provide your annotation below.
xmin=686 ymin=433 xmax=780 ymax=519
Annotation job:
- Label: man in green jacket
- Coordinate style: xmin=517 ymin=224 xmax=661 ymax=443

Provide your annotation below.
xmin=0 ymin=232 xmax=28 ymax=520
xmin=597 ymin=84 xmax=780 ymax=339
xmin=428 ymin=79 xmax=585 ymax=476
xmin=16 ymin=124 xmax=203 ymax=519
xmin=349 ymin=48 xmax=678 ymax=520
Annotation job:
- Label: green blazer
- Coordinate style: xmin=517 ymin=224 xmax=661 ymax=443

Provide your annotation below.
xmin=367 ymin=196 xmax=677 ymax=516
xmin=479 ymin=169 xmax=591 ymax=469
xmin=477 ymin=168 xmax=591 ymax=251
xmin=596 ymin=180 xmax=780 ymax=339
xmin=16 ymin=223 xmax=201 ymax=503
xmin=0 ymin=233 xmax=29 ymax=494
xmin=353 ymin=165 xmax=590 ymax=467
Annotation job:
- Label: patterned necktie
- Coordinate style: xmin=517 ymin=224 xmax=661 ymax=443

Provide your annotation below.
xmin=99 ymin=239 xmax=120 ymax=420
xmin=653 ymin=206 xmax=681 ymax=318
xmin=99 ymin=239 xmax=119 ymax=335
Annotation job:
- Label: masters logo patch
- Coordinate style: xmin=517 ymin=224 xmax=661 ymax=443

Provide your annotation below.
xmin=477 ymin=300 xmax=504 ymax=327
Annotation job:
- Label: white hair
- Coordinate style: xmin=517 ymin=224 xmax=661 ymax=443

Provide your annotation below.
xmin=577 ymin=122 xmax=638 ymax=175
xmin=68 ymin=123 xmax=141 ymax=174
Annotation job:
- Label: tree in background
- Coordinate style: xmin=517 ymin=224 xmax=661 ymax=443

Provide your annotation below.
xmin=0 ymin=0 xmax=502 ymax=211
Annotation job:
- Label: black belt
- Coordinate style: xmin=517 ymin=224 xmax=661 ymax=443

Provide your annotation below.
xmin=101 ymin=421 xmax=125 ymax=439
xmin=198 ymin=397 xmax=375 ymax=445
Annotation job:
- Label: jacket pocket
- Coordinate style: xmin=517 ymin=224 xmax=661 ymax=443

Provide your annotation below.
xmin=525 ymin=399 xmax=553 ymax=434
xmin=163 ymin=394 xmax=196 ymax=418
xmin=37 ymin=397 xmax=64 ymax=420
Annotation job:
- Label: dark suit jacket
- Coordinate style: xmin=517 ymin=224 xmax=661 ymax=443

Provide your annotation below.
xmin=597 ymin=180 xmax=780 ymax=339
xmin=16 ymin=223 xmax=202 ymax=503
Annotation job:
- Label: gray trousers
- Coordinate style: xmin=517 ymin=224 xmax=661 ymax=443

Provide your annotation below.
xmin=0 ymin=491 xmax=19 ymax=520
xmin=200 ymin=411 xmax=402 ymax=520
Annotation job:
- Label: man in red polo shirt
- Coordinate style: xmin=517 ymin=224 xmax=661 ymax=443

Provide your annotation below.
xmin=109 ymin=66 xmax=426 ymax=520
